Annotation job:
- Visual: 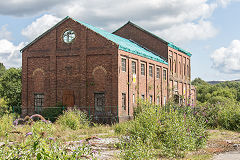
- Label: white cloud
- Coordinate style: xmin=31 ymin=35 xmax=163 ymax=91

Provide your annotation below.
xmin=216 ymin=0 xmax=232 ymax=7
xmin=211 ymin=40 xmax=240 ymax=73
xmin=156 ymin=20 xmax=218 ymax=45
xmin=0 ymin=25 xmax=12 ymax=40
xmin=0 ymin=0 xmax=67 ymax=16
xmin=0 ymin=39 xmax=25 ymax=68
xmin=21 ymin=14 xmax=61 ymax=41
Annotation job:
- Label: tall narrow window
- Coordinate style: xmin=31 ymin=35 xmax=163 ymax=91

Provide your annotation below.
xmin=121 ymin=58 xmax=126 ymax=72
xmin=184 ymin=63 xmax=186 ymax=76
xmin=132 ymin=61 xmax=136 ymax=74
xmin=122 ymin=93 xmax=126 ymax=110
xmin=150 ymin=95 xmax=153 ymax=104
xmin=141 ymin=63 xmax=145 ymax=75
xmin=149 ymin=65 xmax=153 ymax=77
xmin=156 ymin=67 xmax=160 ymax=79
xmin=141 ymin=94 xmax=145 ymax=100
xmin=169 ymin=58 xmax=172 ymax=74
xmin=133 ymin=94 xmax=135 ymax=104
xmin=187 ymin=65 xmax=189 ymax=77
xmin=163 ymin=96 xmax=166 ymax=106
xmin=174 ymin=60 xmax=176 ymax=73
xmin=157 ymin=96 xmax=160 ymax=105
xmin=34 ymin=93 xmax=44 ymax=113
xmin=179 ymin=62 xmax=181 ymax=75
xmin=163 ymin=69 xmax=167 ymax=80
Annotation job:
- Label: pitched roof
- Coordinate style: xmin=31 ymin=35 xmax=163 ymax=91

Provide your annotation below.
xmin=72 ymin=18 xmax=167 ymax=64
xmin=21 ymin=17 xmax=168 ymax=65
xmin=113 ymin=21 xmax=192 ymax=57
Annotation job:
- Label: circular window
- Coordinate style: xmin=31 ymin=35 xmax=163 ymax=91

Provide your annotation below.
xmin=62 ymin=30 xmax=76 ymax=43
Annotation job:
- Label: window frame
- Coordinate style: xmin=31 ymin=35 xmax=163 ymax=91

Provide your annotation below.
xmin=132 ymin=61 xmax=136 ymax=74
xmin=150 ymin=95 xmax=153 ymax=104
xmin=122 ymin=93 xmax=126 ymax=110
xmin=157 ymin=96 xmax=160 ymax=105
xmin=156 ymin=67 xmax=160 ymax=79
xmin=149 ymin=65 xmax=153 ymax=77
xmin=141 ymin=63 xmax=145 ymax=76
xmin=121 ymin=58 xmax=126 ymax=72
xmin=163 ymin=69 xmax=167 ymax=81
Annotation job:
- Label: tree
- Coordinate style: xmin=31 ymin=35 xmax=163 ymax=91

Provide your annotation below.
xmin=191 ymin=77 xmax=209 ymax=86
xmin=0 ymin=68 xmax=22 ymax=107
xmin=0 ymin=63 xmax=5 ymax=77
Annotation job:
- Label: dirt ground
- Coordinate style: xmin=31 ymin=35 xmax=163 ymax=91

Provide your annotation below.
xmin=91 ymin=129 xmax=240 ymax=160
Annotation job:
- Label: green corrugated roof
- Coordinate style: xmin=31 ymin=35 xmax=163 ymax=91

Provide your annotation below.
xmin=114 ymin=21 xmax=192 ymax=57
xmin=72 ymin=18 xmax=168 ymax=65
xmin=168 ymin=42 xmax=192 ymax=56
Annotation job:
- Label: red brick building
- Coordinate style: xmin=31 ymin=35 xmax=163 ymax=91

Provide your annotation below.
xmin=21 ymin=17 xmax=195 ymax=122
xmin=113 ymin=21 xmax=196 ymax=106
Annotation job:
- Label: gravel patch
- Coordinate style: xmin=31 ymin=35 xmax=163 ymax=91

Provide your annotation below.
xmin=213 ymin=151 xmax=240 ymax=160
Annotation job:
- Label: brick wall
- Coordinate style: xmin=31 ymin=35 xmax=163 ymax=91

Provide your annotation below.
xmin=113 ymin=23 xmax=168 ymax=59
xmin=117 ymin=50 xmax=168 ymax=122
xmin=22 ymin=18 xmax=119 ymax=118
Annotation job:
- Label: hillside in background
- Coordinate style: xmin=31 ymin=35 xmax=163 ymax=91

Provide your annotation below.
xmin=207 ymin=79 xmax=240 ymax=85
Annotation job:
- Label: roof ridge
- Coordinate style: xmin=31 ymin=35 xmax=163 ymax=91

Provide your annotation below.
xmin=113 ymin=21 xmax=192 ymax=56
xmin=21 ymin=16 xmax=168 ymax=65
xmin=72 ymin=18 xmax=168 ymax=64
xmin=21 ymin=16 xmax=70 ymax=52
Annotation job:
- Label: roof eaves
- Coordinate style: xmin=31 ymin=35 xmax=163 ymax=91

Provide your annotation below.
xmin=20 ymin=16 xmax=70 ymax=52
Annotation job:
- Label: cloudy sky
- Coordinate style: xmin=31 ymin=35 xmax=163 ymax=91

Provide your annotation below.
xmin=0 ymin=0 xmax=240 ymax=81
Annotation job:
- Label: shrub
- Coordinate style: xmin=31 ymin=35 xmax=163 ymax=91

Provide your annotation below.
xmin=41 ymin=107 xmax=65 ymax=122
xmin=114 ymin=121 xmax=131 ymax=135
xmin=195 ymin=102 xmax=240 ymax=131
xmin=0 ymin=98 xmax=9 ymax=117
xmin=218 ymin=103 xmax=240 ymax=131
xmin=0 ymin=124 xmax=96 ymax=159
xmin=56 ymin=109 xmax=90 ymax=130
xmin=0 ymin=114 xmax=15 ymax=138
xmin=118 ymin=103 xmax=207 ymax=159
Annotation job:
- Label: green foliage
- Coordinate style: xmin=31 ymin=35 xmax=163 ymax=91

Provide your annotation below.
xmin=56 ymin=109 xmax=90 ymax=130
xmin=0 ymin=63 xmax=5 ymax=77
xmin=195 ymin=102 xmax=240 ymax=131
xmin=192 ymin=78 xmax=240 ymax=131
xmin=117 ymin=103 xmax=207 ymax=159
xmin=218 ymin=103 xmax=240 ymax=131
xmin=0 ymin=114 xmax=15 ymax=137
xmin=192 ymin=77 xmax=209 ymax=86
xmin=119 ymin=137 xmax=156 ymax=160
xmin=114 ymin=121 xmax=131 ymax=135
xmin=41 ymin=103 xmax=66 ymax=122
xmin=0 ymin=121 xmax=96 ymax=159
xmin=192 ymin=78 xmax=240 ymax=104
xmin=0 ymin=68 xmax=22 ymax=109
xmin=0 ymin=98 xmax=9 ymax=116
